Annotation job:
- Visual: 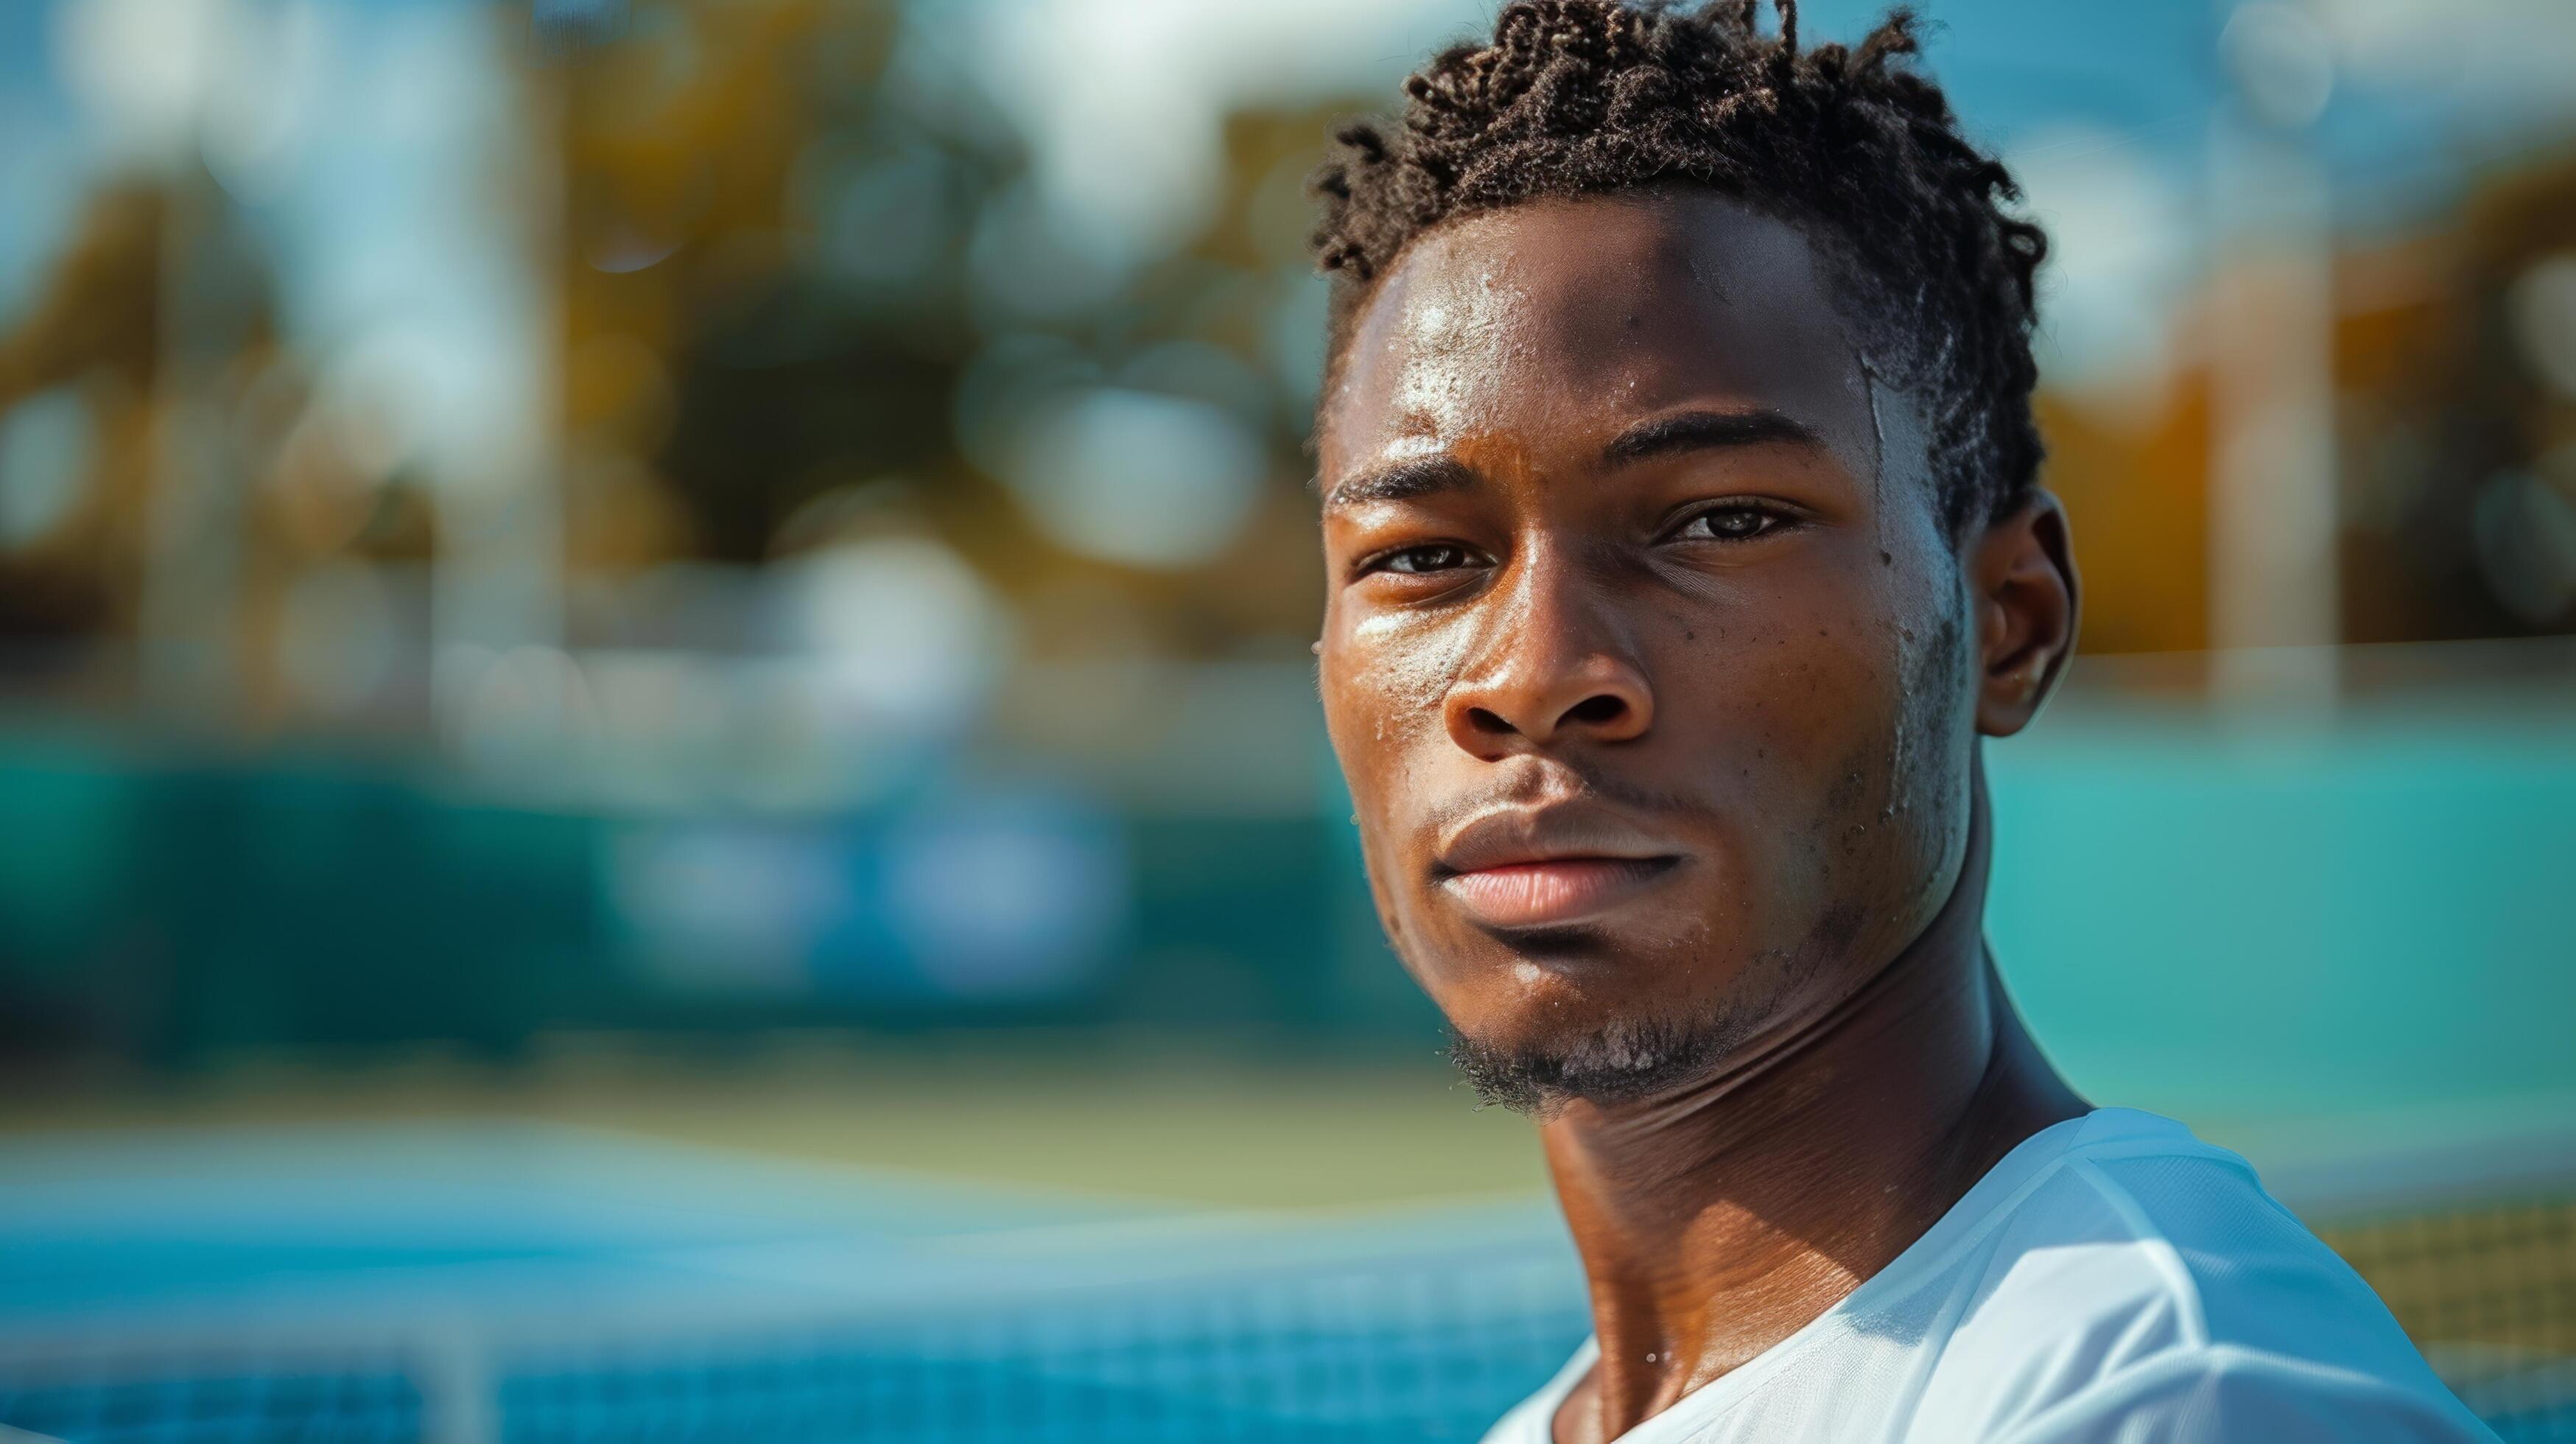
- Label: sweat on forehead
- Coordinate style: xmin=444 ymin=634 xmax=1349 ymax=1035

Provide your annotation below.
xmin=1319 ymin=192 xmax=1893 ymax=500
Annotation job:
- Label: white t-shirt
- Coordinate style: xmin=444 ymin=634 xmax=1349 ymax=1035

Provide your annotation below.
xmin=1482 ymin=1108 xmax=2497 ymax=1443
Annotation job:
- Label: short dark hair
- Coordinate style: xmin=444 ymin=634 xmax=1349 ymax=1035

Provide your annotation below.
xmin=1310 ymin=0 xmax=2046 ymax=532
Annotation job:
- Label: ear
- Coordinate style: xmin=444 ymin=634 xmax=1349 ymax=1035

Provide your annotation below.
xmin=1968 ymin=489 xmax=2079 ymax=737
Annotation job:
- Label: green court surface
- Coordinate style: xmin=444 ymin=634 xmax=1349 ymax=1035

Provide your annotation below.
xmin=0 ymin=1048 xmax=1551 ymax=1212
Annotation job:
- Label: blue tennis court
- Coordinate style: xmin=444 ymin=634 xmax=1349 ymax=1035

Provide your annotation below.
xmin=0 ymin=1121 xmax=1592 ymax=1443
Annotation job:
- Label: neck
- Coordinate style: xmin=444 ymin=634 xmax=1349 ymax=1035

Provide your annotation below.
xmin=1541 ymin=766 xmax=2083 ymax=1442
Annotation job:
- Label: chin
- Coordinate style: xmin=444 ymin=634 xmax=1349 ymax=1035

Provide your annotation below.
xmin=1445 ymin=1002 xmax=1768 ymax=1114
xmin=1416 ymin=925 xmax=1792 ymax=1112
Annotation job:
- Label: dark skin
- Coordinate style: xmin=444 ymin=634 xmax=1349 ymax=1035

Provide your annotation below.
xmin=1314 ymin=191 xmax=2088 ymax=1443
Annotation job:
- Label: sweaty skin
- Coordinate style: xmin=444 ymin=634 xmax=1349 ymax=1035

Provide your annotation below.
xmin=1314 ymin=191 xmax=2087 ymax=1443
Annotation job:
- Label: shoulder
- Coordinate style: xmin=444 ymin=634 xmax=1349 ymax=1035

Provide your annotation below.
xmin=1984 ymin=1345 xmax=2497 ymax=1443
xmin=1912 ymin=1110 xmax=2493 ymax=1441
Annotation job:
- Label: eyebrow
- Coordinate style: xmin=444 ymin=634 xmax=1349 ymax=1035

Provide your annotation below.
xmin=1321 ymin=407 xmax=1820 ymax=508
xmin=1321 ymin=455 xmax=1478 ymax=510
xmin=1604 ymin=408 xmax=1821 ymax=464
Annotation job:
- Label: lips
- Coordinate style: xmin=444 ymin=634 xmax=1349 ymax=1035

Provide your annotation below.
xmin=1432 ymin=805 xmax=1684 ymax=928
xmin=1439 ymin=857 xmax=1680 ymax=928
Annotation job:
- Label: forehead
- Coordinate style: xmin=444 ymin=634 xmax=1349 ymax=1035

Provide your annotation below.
xmin=1319 ymin=191 xmax=1876 ymax=480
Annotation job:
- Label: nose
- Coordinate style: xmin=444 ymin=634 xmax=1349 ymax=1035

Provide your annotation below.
xmin=1442 ymin=554 xmax=1654 ymax=759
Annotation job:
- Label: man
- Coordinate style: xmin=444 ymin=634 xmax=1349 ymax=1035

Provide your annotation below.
xmin=1305 ymin=3 xmax=2495 ymax=1440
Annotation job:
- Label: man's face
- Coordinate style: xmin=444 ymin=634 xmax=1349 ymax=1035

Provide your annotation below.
xmin=1316 ymin=191 xmax=1982 ymax=1105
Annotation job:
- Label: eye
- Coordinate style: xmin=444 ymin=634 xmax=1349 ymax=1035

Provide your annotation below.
xmin=1672 ymin=502 xmax=1789 ymax=543
xmin=1369 ymin=542 xmax=1481 ymax=575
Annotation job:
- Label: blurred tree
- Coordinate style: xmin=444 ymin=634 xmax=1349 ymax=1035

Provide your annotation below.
xmin=558 ymin=0 xmax=1014 ymax=579
xmin=550 ymin=0 xmax=1365 ymax=660
xmin=0 ymin=185 xmax=169 ymax=653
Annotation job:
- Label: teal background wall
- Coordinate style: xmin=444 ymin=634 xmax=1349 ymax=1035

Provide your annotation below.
xmin=1987 ymin=709 xmax=2576 ymax=1121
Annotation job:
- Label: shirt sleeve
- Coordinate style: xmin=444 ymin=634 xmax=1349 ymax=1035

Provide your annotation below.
xmin=1987 ymin=1344 xmax=2502 ymax=1444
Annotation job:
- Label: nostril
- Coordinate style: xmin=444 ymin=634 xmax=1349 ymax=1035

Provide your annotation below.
xmin=1565 ymin=694 xmax=1626 ymax=726
xmin=1465 ymin=706 xmax=1517 ymax=736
